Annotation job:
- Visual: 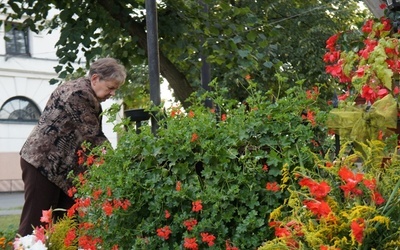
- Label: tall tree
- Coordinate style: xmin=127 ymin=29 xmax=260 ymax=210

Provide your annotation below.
xmin=2 ymin=0 xmax=370 ymax=107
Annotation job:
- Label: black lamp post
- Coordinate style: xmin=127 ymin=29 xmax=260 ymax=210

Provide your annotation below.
xmin=146 ymin=0 xmax=161 ymax=135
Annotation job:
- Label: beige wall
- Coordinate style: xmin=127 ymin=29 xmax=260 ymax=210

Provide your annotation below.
xmin=0 ymin=152 xmax=23 ymax=192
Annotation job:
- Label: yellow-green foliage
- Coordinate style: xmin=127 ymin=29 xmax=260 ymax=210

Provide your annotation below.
xmin=258 ymin=137 xmax=400 ymax=250
xmin=48 ymin=216 xmax=77 ymax=250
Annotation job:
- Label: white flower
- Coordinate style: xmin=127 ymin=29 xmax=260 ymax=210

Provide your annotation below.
xmin=13 ymin=235 xmax=47 ymax=250
xmin=30 ymin=239 xmax=47 ymax=250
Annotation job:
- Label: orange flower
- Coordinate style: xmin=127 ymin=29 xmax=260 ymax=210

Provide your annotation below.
xmin=190 ymin=133 xmax=199 ymax=142
xmin=176 ymin=181 xmax=181 ymax=191
xmin=188 ymin=110 xmax=195 ymax=118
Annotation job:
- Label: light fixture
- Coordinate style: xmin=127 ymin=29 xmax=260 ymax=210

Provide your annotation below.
xmin=386 ymin=0 xmax=400 ymax=10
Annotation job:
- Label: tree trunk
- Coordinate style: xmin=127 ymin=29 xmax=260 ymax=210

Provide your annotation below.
xmin=97 ymin=0 xmax=194 ymax=108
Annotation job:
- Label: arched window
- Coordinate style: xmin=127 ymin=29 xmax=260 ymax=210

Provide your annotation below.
xmin=0 ymin=96 xmax=41 ymax=122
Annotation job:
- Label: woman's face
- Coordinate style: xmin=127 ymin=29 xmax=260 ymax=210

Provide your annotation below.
xmin=90 ymin=74 xmax=121 ymax=102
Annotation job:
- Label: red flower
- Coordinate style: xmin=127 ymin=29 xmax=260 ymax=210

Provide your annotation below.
xmin=266 ymin=182 xmax=280 ymax=192
xmin=372 ymin=191 xmax=385 ymax=205
xmin=200 ymin=232 xmax=216 ymax=247
xmin=325 ymin=33 xmax=339 ymax=52
xmin=77 ymin=149 xmax=85 ymax=165
xmin=183 ymin=218 xmax=197 ymax=231
xmin=192 ymin=200 xmax=202 ymax=212
xmin=107 ymin=187 xmax=112 ymax=197
xmin=165 ymin=210 xmax=171 ymax=219
xmin=303 ymin=200 xmax=332 ymax=218
xmin=338 ymin=166 xmax=364 ymax=197
xmin=183 ymin=237 xmax=198 ymax=250
xmin=302 ymin=110 xmax=316 ymax=126
xmin=102 ymin=201 xmax=113 ymax=216
xmin=221 ymin=113 xmax=227 ymax=121
xmin=299 ymin=178 xmax=331 ymax=199
xmin=225 ymin=240 xmax=239 ymax=250
xmin=351 ymin=218 xmax=365 ymax=244
xmin=92 ymin=189 xmax=103 ymax=200
xmin=262 ymin=164 xmax=268 ymax=172
xmin=274 ymin=227 xmax=291 ymax=237
xmin=121 ymin=199 xmax=131 ymax=210
xmin=156 ymin=225 xmax=172 ymax=240
xmin=363 ymin=179 xmax=376 ymax=190
xmin=77 ymin=235 xmax=102 ymax=250
xmin=78 ymin=173 xmax=86 ymax=186
xmin=362 ymin=19 xmax=374 ymax=34
xmin=67 ymin=186 xmax=77 ymax=197
xmin=86 ymin=155 xmax=95 ymax=166
xmin=64 ymin=228 xmax=76 ymax=247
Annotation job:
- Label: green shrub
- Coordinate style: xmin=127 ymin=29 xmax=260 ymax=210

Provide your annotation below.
xmin=72 ymin=84 xmax=332 ymax=249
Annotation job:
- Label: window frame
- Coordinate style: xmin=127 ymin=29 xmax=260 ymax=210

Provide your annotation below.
xmin=0 ymin=96 xmax=41 ymax=123
xmin=4 ymin=22 xmax=31 ymax=57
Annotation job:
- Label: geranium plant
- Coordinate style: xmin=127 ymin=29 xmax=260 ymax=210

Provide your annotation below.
xmin=66 ymin=81 xmax=332 ymax=249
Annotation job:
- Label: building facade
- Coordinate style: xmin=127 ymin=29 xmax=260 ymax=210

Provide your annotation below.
xmin=0 ymin=12 xmax=118 ymax=192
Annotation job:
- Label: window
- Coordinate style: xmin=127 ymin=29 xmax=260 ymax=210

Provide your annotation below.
xmin=0 ymin=96 xmax=41 ymax=122
xmin=5 ymin=22 xmax=30 ymax=56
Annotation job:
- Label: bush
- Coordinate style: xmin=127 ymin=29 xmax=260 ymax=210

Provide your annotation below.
xmin=70 ymin=84 xmax=332 ymax=249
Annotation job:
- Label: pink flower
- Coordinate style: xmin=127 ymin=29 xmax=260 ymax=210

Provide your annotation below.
xmin=40 ymin=209 xmax=52 ymax=224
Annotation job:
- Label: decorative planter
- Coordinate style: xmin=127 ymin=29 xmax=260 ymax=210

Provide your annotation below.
xmin=124 ymin=108 xmax=151 ymax=134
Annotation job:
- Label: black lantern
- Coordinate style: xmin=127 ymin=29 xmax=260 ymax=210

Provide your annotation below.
xmin=387 ymin=0 xmax=400 ymax=10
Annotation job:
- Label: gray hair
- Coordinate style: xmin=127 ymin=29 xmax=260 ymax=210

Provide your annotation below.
xmin=89 ymin=58 xmax=127 ymax=84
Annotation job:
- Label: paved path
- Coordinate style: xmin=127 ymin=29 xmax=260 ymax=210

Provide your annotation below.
xmin=0 ymin=192 xmax=24 ymax=216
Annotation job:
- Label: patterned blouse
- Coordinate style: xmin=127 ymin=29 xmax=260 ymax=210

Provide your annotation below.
xmin=20 ymin=77 xmax=108 ymax=194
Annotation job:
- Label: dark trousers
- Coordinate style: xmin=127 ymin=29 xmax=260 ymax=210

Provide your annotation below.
xmin=18 ymin=158 xmax=75 ymax=236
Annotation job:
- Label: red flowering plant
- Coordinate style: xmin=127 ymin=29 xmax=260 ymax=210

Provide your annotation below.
xmin=259 ymin=138 xmax=400 ymax=249
xmin=12 ymin=208 xmax=78 ymax=250
xmin=324 ymin=5 xmax=400 ymax=144
xmin=67 ymin=81 xmax=332 ymax=249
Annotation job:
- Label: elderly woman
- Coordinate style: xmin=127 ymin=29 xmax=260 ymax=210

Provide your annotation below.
xmin=18 ymin=58 xmax=126 ymax=236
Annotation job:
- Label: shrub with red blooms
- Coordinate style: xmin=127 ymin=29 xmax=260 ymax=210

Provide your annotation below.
xmin=69 ymin=84 xmax=331 ymax=249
